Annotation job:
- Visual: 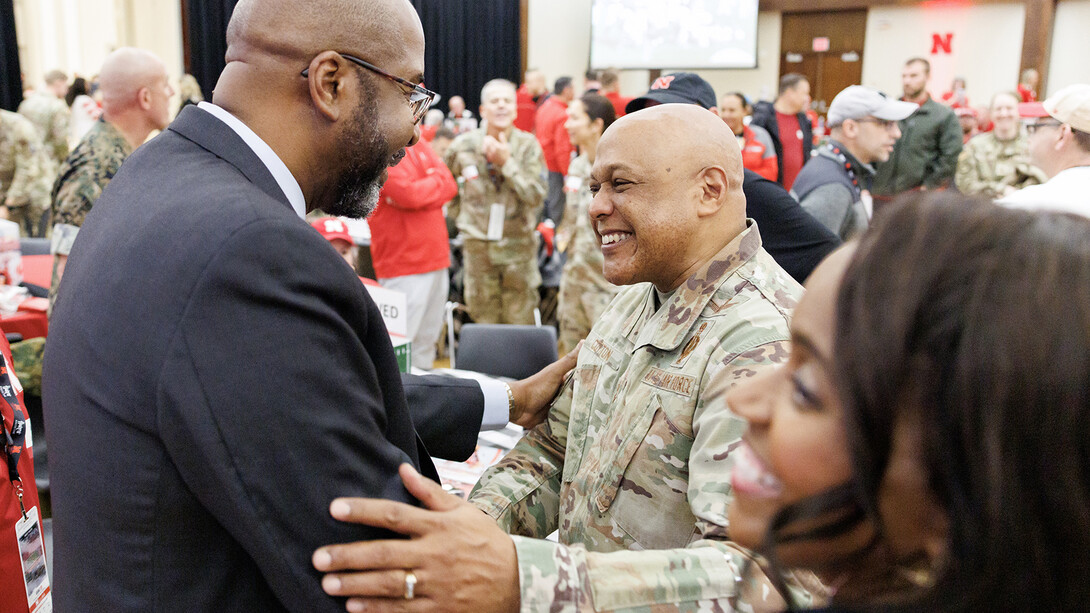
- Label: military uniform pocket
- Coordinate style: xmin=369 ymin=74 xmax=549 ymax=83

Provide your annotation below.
xmin=603 ymin=399 xmax=698 ymax=550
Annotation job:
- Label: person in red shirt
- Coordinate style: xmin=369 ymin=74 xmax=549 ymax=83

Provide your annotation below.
xmin=750 ymin=74 xmax=813 ymax=190
xmin=598 ymin=68 xmax=631 ymax=118
xmin=534 ymin=76 xmax=575 ymax=222
xmin=1018 ymin=68 xmax=1040 ymax=102
xmin=941 ymin=76 xmax=971 ymax=109
xmin=368 ymin=140 xmax=458 ymax=369
xmin=514 ymin=69 xmax=548 ymax=133
xmin=718 ymin=92 xmax=778 ymax=181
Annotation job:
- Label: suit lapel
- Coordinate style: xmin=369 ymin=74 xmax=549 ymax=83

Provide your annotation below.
xmin=168 ymin=105 xmax=295 ymax=212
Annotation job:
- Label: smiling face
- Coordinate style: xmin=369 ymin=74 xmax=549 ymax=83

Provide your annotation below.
xmin=718 ymin=93 xmax=747 ymax=133
xmin=564 ymin=99 xmax=600 ymax=148
xmin=588 ymin=113 xmax=703 ymax=290
xmin=479 ymin=82 xmax=517 ymax=131
xmin=989 ymin=92 xmax=1020 ymax=139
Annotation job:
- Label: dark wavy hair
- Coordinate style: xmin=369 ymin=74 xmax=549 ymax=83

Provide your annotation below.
xmin=65 ymin=77 xmax=89 ymax=107
xmin=760 ymin=193 xmax=1090 ymax=611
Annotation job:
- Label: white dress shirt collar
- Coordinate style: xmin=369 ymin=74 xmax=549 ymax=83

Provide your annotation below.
xmin=197 ymin=101 xmax=307 ymax=219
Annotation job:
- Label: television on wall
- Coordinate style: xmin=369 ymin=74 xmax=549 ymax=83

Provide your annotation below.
xmin=590 ymin=0 xmax=759 ymax=70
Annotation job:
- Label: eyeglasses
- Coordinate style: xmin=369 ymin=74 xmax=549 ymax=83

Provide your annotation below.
xmin=1025 ymin=119 xmax=1062 ymax=134
xmin=301 ymin=53 xmax=437 ymax=124
xmin=854 ymin=117 xmax=898 ymax=131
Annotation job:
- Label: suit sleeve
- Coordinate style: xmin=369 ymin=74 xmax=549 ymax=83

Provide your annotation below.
xmin=155 ymin=218 xmax=424 ymax=613
xmin=401 ymin=373 xmax=484 ymax=461
xmin=380 ymin=146 xmax=458 ymax=212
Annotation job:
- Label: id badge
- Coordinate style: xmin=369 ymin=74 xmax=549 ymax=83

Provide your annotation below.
xmin=15 ymin=507 xmax=52 ymax=613
xmin=462 ymin=165 xmax=479 ymax=181
xmin=487 ymin=203 xmax=505 ymax=241
xmin=564 ymin=175 xmax=583 ymax=193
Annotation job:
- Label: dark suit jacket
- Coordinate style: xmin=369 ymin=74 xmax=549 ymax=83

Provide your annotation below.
xmin=43 ymin=106 xmax=473 ymax=612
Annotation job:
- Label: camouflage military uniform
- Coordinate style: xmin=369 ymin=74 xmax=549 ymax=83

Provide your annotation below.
xmin=0 ymin=110 xmax=54 ymax=237
xmin=444 ymin=127 xmax=546 ymax=324
xmin=49 ymin=119 xmax=133 ymax=310
xmin=556 ymin=154 xmax=620 ymax=354
xmin=470 ymin=223 xmax=815 ymax=612
xmin=18 ymin=91 xmax=70 ymax=166
xmin=955 ymin=131 xmax=1047 ymax=198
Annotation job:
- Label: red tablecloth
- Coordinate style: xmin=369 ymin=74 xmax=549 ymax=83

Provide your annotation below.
xmin=0 ymin=297 xmax=48 ymax=340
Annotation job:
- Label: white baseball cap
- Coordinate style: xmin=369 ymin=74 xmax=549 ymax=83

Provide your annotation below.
xmin=827 ymin=86 xmax=918 ymax=127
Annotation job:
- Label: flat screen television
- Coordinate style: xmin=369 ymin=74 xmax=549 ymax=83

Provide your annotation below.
xmin=590 ymin=0 xmax=759 ymax=70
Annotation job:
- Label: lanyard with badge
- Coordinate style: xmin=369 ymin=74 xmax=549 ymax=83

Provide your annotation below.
xmin=2 ymin=359 xmax=52 ymax=612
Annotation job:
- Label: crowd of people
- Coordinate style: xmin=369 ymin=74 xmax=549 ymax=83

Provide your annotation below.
xmin=2 ymin=0 xmax=1090 ymax=611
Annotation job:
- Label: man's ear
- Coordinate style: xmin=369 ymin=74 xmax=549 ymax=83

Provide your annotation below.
xmin=137 ymin=87 xmax=152 ymax=111
xmin=696 ymin=166 xmax=729 ymax=217
xmin=304 ymin=51 xmax=355 ymax=123
xmin=841 ymin=120 xmax=859 ymax=139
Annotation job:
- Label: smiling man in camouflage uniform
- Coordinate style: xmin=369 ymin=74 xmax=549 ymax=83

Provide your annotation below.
xmin=444 ymin=78 xmax=546 ymax=324
xmin=313 ymin=104 xmax=814 ymax=612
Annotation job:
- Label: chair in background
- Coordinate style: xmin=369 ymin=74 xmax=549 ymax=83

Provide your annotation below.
xmin=454 ymin=323 xmax=558 ymax=380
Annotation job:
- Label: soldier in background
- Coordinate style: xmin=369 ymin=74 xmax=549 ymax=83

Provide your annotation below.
xmin=0 ymin=110 xmax=53 ymax=237
xmin=444 ymin=78 xmax=546 ymax=324
xmin=955 ymin=91 xmax=1047 ymax=198
xmin=18 ymin=69 xmax=70 ymax=167
xmin=50 ymin=47 xmax=173 ymax=311
xmin=313 ymin=104 xmax=816 ymax=612
xmin=555 ymin=93 xmax=618 ymax=354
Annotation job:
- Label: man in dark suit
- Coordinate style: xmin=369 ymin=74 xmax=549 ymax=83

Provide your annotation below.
xmin=42 ymin=0 xmax=565 ymax=610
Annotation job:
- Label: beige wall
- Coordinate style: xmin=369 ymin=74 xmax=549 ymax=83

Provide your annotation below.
xmin=861 ymin=4 xmax=1025 ymax=105
xmin=527 ymin=0 xmax=780 ymax=102
xmin=14 ymin=0 xmax=184 ymax=93
xmin=1049 ymin=0 xmax=1090 ymax=96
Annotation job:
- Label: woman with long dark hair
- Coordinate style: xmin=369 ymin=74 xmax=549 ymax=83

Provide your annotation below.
xmin=714 ymin=193 xmax=1090 ymax=611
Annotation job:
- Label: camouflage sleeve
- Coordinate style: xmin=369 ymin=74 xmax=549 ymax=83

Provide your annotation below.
xmin=501 ymin=136 xmax=546 ymax=214
xmin=443 ymin=142 xmax=464 ymax=225
xmin=468 ymin=372 xmax=574 ymax=537
xmin=508 ymin=340 xmax=822 ymax=612
xmin=49 ymin=108 xmax=70 ymax=163
xmin=51 ymin=167 xmax=104 ymax=229
xmin=5 ymin=125 xmax=47 ymax=208
xmin=954 ymin=139 xmax=997 ymax=197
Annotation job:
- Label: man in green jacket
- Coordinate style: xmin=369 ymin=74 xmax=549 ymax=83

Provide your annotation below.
xmin=873 ymin=57 xmax=962 ymax=198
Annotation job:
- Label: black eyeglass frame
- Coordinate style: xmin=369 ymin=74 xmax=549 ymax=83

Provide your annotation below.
xmin=1024 ymin=119 xmax=1063 ymax=134
xmin=301 ymin=53 xmax=437 ymax=124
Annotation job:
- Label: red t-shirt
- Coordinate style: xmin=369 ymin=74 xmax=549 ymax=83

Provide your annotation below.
xmin=603 ymin=91 xmax=632 ymax=118
xmin=777 ymin=111 xmax=804 ymax=191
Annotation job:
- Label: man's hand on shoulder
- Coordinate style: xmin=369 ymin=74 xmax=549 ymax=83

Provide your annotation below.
xmin=508 ymin=340 xmax=580 ymax=429
xmin=313 ymin=464 xmax=521 ymax=613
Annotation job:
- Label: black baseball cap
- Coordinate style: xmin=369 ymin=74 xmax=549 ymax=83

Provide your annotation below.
xmin=625 ymin=72 xmax=717 ymax=113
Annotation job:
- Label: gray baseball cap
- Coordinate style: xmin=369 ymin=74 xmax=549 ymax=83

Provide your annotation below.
xmin=827 ymin=85 xmax=918 ymax=126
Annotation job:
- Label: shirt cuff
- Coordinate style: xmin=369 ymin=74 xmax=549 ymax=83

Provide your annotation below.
xmin=479 ymin=377 xmax=510 ymax=430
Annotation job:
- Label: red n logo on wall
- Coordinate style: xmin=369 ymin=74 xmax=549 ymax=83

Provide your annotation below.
xmin=931 ymin=32 xmax=953 ymax=54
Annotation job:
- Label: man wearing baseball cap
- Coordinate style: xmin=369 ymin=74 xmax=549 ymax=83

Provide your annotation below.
xmin=792 ymin=85 xmax=917 ymax=239
xmin=310 ymin=216 xmax=358 ymax=270
xmin=999 ymin=84 xmax=1090 ymax=215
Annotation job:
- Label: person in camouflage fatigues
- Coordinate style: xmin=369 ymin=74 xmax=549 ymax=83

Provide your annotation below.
xmin=0 ymin=110 xmax=54 ymax=237
xmin=445 ymin=79 xmax=546 ymax=324
xmin=955 ymin=92 xmax=1046 ymax=199
xmin=556 ymin=94 xmax=620 ymax=354
xmin=18 ymin=89 xmax=70 ymax=167
xmin=312 ymin=105 xmax=821 ymax=613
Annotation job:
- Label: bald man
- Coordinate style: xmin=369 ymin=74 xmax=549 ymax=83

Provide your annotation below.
xmin=43 ymin=1 xmax=464 ymax=611
xmin=49 ymin=47 xmax=174 ymax=309
xmin=312 ymin=105 xmax=815 ymax=611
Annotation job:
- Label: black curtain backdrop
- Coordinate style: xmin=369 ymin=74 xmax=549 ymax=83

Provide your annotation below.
xmin=410 ymin=0 xmax=521 ymax=116
xmin=185 ymin=0 xmax=240 ymax=101
xmin=1 ymin=0 xmax=22 ymax=112
xmin=184 ymin=0 xmax=520 ymax=115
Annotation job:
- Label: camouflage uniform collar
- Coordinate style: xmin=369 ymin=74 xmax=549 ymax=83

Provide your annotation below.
xmin=96 ymin=119 xmax=134 ymax=156
xmin=623 ymin=220 xmax=763 ymax=352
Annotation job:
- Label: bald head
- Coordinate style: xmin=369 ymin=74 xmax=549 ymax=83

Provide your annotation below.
xmin=98 ymin=48 xmax=168 ymax=113
xmin=602 ymin=103 xmax=744 ymax=195
xmin=589 ymin=104 xmax=748 ymax=291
